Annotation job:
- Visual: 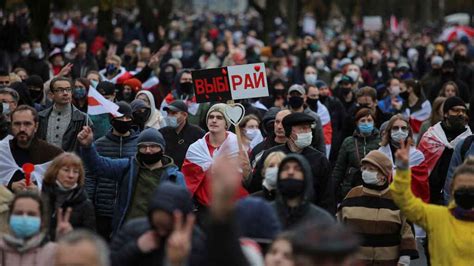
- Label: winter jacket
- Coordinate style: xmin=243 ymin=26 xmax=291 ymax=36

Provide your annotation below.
xmin=110 ymin=182 xmax=206 ymax=266
xmin=391 ymin=169 xmax=474 ymax=266
xmin=271 ymin=154 xmax=335 ymax=229
xmin=320 ymin=95 xmax=346 ymax=165
xmin=332 ymin=129 xmax=380 ymax=202
xmin=0 ymin=234 xmax=57 ymax=266
xmin=42 ymin=184 xmax=96 ymax=240
xmin=0 ymin=186 xmax=13 ymax=234
xmin=37 ymin=104 xmax=92 ymax=152
xmin=80 ymin=144 xmax=185 ymax=235
xmin=87 ymin=129 xmax=139 ymax=218
xmin=252 ymin=143 xmax=334 ymax=214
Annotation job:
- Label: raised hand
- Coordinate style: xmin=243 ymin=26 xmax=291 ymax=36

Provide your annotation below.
xmin=148 ymin=44 xmax=170 ymax=68
xmin=238 ymin=150 xmax=251 ymax=178
xmin=166 ymin=211 xmax=196 ymax=266
xmin=11 ymin=179 xmax=26 ymax=193
xmin=77 ymin=126 xmax=94 ymax=147
xmin=56 ymin=207 xmax=73 ymax=238
xmin=137 ymin=230 xmax=160 ymax=253
xmin=395 ymin=139 xmax=410 ymax=165
xmin=210 ymin=153 xmax=241 ymax=219
xmin=58 ymin=63 xmax=73 ymax=77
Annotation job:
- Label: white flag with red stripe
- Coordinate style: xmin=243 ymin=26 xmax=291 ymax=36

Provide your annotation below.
xmin=390 ymin=15 xmax=399 ymax=34
xmin=87 ymin=86 xmax=122 ymax=117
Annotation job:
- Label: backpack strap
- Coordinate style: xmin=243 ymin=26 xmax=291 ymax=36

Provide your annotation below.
xmin=460 ymin=135 xmax=474 ymax=162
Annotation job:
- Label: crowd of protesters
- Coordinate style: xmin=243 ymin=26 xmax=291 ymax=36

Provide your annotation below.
xmin=0 ymin=5 xmax=473 ymax=266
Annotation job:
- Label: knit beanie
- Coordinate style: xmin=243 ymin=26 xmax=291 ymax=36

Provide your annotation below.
xmin=115 ymin=101 xmax=132 ymax=118
xmin=136 ymin=128 xmax=166 ymax=151
xmin=207 ymin=103 xmax=231 ymax=129
xmin=443 ymin=96 xmax=466 ymax=114
xmin=361 ymin=150 xmax=393 ymax=178
xmin=123 ymin=78 xmax=142 ymax=93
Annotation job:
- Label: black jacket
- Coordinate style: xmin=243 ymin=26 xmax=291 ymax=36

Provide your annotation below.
xmin=271 ymin=154 xmax=335 ymax=229
xmin=42 ymin=184 xmax=96 ymax=240
xmin=252 ymin=143 xmax=335 ymax=214
xmin=159 ymin=122 xmax=205 ymax=169
xmin=110 ymin=182 xmax=206 ymax=266
xmin=37 ymin=104 xmax=92 ymax=152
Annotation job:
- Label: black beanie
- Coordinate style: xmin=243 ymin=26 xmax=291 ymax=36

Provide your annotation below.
xmin=115 ymin=101 xmax=132 ymax=118
xmin=25 ymin=75 xmax=44 ymax=88
xmin=443 ymin=96 xmax=466 ymax=114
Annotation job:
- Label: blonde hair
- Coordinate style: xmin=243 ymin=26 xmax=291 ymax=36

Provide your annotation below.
xmin=43 ymin=153 xmax=85 ymax=186
xmin=262 ymin=151 xmax=286 ymax=176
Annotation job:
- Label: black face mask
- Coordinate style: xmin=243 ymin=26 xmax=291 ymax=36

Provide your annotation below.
xmin=278 ymin=179 xmax=305 ymax=199
xmin=133 ymin=109 xmax=151 ymax=125
xmin=454 ymin=188 xmax=474 ymax=209
xmin=288 ymin=96 xmax=304 ymax=109
xmin=29 ymin=90 xmax=42 ymax=101
xmin=137 ymin=150 xmax=163 ymax=165
xmin=319 ymin=95 xmax=328 ymax=103
xmin=111 ymin=119 xmax=132 ymax=134
xmin=122 ymin=92 xmax=133 ymax=101
xmin=306 ymin=98 xmax=318 ymax=111
xmin=341 ymin=87 xmax=352 ymax=95
xmin=447 ymin=115 xmax=466 ymax=130
xmin=399 ymin=91 xmax=409 ymax=101
xmin=179 ymin=82 xmax=194 ymax=95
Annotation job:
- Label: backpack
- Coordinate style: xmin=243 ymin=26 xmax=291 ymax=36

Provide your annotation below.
xmin=460 ymin=135 xmax=474 ymax=162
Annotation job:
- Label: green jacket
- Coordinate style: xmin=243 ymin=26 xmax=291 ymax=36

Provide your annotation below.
xmin=332 ymin=129 xmax=380 ymax=202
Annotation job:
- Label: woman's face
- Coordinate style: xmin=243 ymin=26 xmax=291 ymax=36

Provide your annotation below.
xmin=57 ymin=165 xmax=80 ymax=188
xmin=267 ymin=156 xmax=282 ymax=169
xmin=74 ymin=81 xmax=86 ymax=89
xmin=244 ymin=119 xmax=259 ymax=131
xmin=265 ymin=239 xmax=294 ymax=266
xmin=11 ymin=198 xmax=41 ymax=219
xmin=391 ymin=119 xmax=408 ymax=134
xmin=357 ymin=115 xmax=374 ymax=126
xmin=137 ymin=94 xmax=150 ymax=107
xmin=444 ymin=85 xmax=457 ymax=98
xmin=361 ymin=162 xmax=386 ymax=185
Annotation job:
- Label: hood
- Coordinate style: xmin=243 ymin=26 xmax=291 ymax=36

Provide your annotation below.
xmin=136 ymin=90 xmax=158 ymax=123
xmin=105 ymin=128 xmax=139 ymax=143
xmin=276 ymin=154 xmax=314 ymax=204
xmin=235 ymin=197 xmax=281 ymax=241
xmin=147 ymin=181 xmax=193 ymax=218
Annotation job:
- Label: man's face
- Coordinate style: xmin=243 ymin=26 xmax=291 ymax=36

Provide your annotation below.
xmin=0 ymin=93 xmax=17 ymax=114
xmin=55 ymin=240 xmax=101 ymax=266
xmin=306 ymin=86 xmax=319 ymax=100
xmin=140 ymin=47 xmax=151 ymax=62
xmin=180 ymin=73 xmax=193 ymax=83
xmin=0 ymin=75 xmax=10 ymax=88
xmin=50 ymin=80 xmax=72 ymax=105
xmin=11 ymin=110 xmax=38 ymax=147
xmin=319 ymin=86 xmax=330 ymax=97
xmin=357 ymin=96 xmax=375 ymax=110
xmin=290 ymin=124 xmax=312 ymax=142
xmin=279 ymin=161 xmax=304 ymax=181
xmin=167 ymin=110 xmax=186 ymax=126
xmin=77 ymin=43 xmax=87 ymax=57
xmin=446 ymin=106 xmax=468 ymax=126
xmin=151 ymin=210 xmax=173 ymax=237
xmin=274 ymin=110 xmax=291 ymax=137
xmin=207 ymin=111 xmax=227 ymax=133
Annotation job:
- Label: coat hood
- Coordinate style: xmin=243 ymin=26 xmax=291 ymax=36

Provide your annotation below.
xmin=276 ymin=154 xmax=315 ymax=204
xmin=147 ymin=181 xmax=193 ymax=219
xmin=135 ymin=90 xmax=162 ymax=127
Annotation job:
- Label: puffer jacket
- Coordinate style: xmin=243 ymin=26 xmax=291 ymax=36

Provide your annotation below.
xmin=86 ymin=129 xmax=139 ymax=218
xmin=332 ymin=129 xmax=380 ymax=202
xmin=0 ymin=234 xmax=57 ymax=266
xmin=271 ymin=154 xmax=335 ymax=230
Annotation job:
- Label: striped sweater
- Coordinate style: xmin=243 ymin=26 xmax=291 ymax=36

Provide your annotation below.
xmin=337 ymin=186 xmax=418 ymax=265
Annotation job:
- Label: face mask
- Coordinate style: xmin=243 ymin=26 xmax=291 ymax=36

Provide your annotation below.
xmin=346 ymin=70 xmax=359 ymax=82
xmin=264 ymin=167 xmax=278 ymax=189
xmin=304 ymin=74 xmax=317 ymax=85
xmin=278 ymin=178 xmax=305 ymax=199
xmin=358 ymin=122 xmax=374 ymax=135
xmin=21 ymin=49 xmax=31 ymax=57
xmin=165 ymin=116 xmax=179 ymax=128
xmin=319 ymin=95 xmax=328 ymax=102
xmin=306 ymin=98 xmax=318 ymax=110
xmin=245 ymin=128 xmax=260 ymax=140
xmin=447 ymin=115 xmax=466 ymax=130
xmin=361 ymin=170 xmax=379 ymax=184
xmin=73 ymin=87 xmax=87 ymax=99
xmin=288 ymin=96 xmax=304 ymax=109
xmin=33 ymin=47 xmax=43 ymax=58
xmin=171 ymin=50 xmax=183 ymax=59
xmin=133 ymin=109 xmax=151 ymax=124
xmin=122 ymin=91 xmax=133 ymax=101
xmin=281 ymin=67 xmax=289 ymax=76
xmin=341 ymin=87 xmax=352 ymax=95
xmin=391 ymin=130 xmax=408 ymax=144
xmin=106 ymin=64 xmax=117 ymax=75
xmin=390 ymin=86 xmax=400 ymax=96
xmin=179 ymin=82 xmax=194 ymax=95
xmin=316 ymin=60 xmax=325 ymax=70
xmin=111 ymin=119 xmax=133 ymax=134
xmin=2 ymin=102 xmax=10 ymax=115
xmin=338 ymin=44 xmax=346 ymax=52
xmin=29 ymin=89 xmax=42 ymax=101
xmin=454 ymin=188 xmax=474 ymax=209
xmin=9 ymin=215 xmax=41 ymax=238
xmin=399 ymin=91 xmax=409 ymax=100
xmin=137 ymin=150 xmax=163 ymax=165
xmin=354 ymin=58 xmax=364 ymax=68
xmin=294 ymin=132 xmax=312 ymax=149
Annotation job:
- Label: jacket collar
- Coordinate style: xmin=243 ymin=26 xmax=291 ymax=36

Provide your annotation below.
xmin=39 ymin=104 xmax=85 ymax=122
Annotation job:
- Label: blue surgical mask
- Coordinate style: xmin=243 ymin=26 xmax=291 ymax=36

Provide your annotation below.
xmin=9 ymin=215 xmax=41 ymax=238
xmin=165 ymin=116 xmax=178 ymax=128
xmin=358 ymin=122 xmax=374 ymax=135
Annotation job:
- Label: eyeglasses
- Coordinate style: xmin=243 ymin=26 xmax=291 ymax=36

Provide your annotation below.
xmin=391 ymin=126 xmax=408 ymax=132
xmin=138 ymin=144 xmax=161 ymax=153
xmin=52 ymin=87 xmax=72 ymax=94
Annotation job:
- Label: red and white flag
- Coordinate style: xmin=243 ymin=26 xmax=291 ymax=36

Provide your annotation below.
xmin=390 ymin=15 xmax=399 ymax=34
xmin=87 ymin=86 xmax=122 ymax=117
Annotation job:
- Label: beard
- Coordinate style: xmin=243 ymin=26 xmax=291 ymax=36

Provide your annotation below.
xmin=15 ymin=132 xmax=34 ymax=148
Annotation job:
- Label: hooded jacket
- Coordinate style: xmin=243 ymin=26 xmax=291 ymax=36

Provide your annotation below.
xmin=271 ymin=154 xmax=335 ymax=229
xmin=87 ymin=128 xmax=139 ymax=218
xmin=135 ymin=90 xmax=165 ymax=129
xmin=80 ymin=144 xmax=185 ymax=235
xmin=110 ymin=182 xmax=206 ymax=266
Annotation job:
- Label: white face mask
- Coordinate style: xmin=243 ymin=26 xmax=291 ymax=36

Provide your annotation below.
xmin=171 ymin=50 xmax=183 ymax=59
xmin=390 ymin=86 xmax=400 ymax=96
xmin=264 ymin=167 xmax=279 ymax=189
xmin=294 ymin=132 xmax=312 ymax=149
xmin=2 ymin=103 xmax=10 ymax=115
xmin=316 ymin=60 xmax=325 ymax=70
xmin=245 ymin=128 xmax=261 ymax=140
xmin=391 ymin=130 xmax=408 ymax=143
xmin=304 ymin=74 xmax=318 ymax=85
xmin=361 ymin=170 xmax=380 ymax=185
xmin=347 ymin=70 xmax=359 ymax=82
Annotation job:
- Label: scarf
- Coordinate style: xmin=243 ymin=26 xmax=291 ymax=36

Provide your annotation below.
xmin=3 ymin=233 xmax=46 ymax=253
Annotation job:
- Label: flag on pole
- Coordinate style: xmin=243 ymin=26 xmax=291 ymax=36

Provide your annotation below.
xmin=87 ymin=86 xmax=122 ymax=117
xmin=390 ymin=15 xmax=399 ymax=34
